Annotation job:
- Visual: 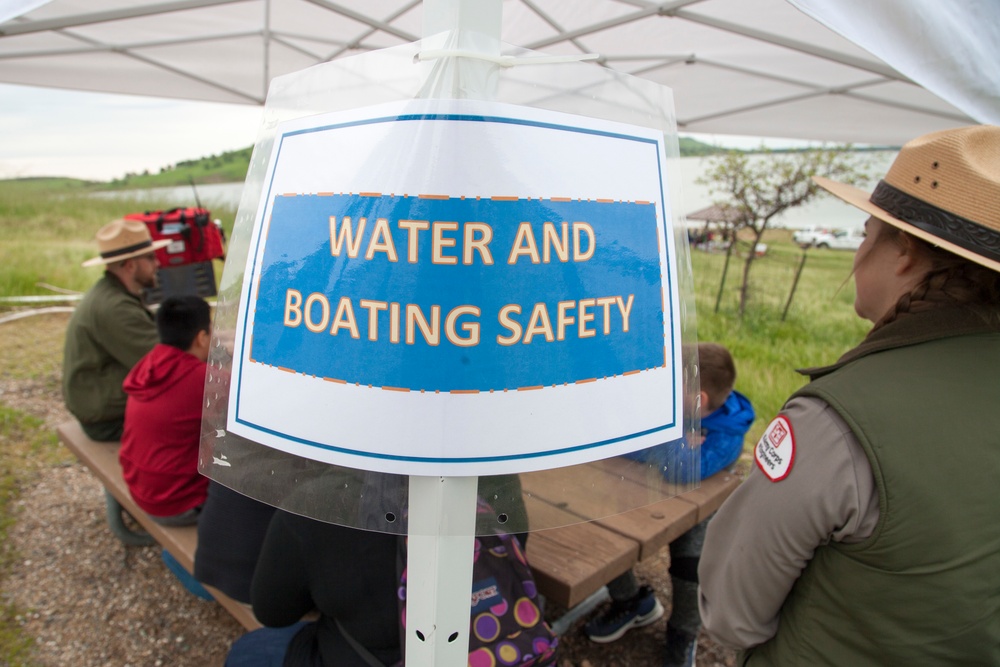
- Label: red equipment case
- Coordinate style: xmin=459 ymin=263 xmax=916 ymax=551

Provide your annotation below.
xmin=124 ymin=207 xmax=225 ymax=267
xmin=123 ymin=207 xmax=226 ymax=304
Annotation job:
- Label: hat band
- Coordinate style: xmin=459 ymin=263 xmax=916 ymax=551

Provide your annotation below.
xmin=100 ymin=240 xmax=154 ymax=260
xmin=870 ymin=180 xmax=1000 ymax=264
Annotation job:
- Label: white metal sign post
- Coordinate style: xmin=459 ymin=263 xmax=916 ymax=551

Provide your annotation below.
xmin=406 ymin=475 xmax=479 ymax=665
xmin=407 ymin=5 xmax=494 ymax=663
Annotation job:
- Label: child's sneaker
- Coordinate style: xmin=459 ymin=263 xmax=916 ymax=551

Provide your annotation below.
xmin=584 ymin=585 xmax=664 ymax=643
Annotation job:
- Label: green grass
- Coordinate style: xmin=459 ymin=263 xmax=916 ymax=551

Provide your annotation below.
xmin=692 ymin=231 xmax=869 ymax=445
xmin=0 ymin=182 xmax=236 ymax=296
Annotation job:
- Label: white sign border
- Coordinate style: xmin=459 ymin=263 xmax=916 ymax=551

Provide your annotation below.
xmin=227 ymin=99 xmax=684 ymax=476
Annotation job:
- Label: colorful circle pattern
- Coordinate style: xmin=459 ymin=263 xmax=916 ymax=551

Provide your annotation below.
xmin=474 ymin=612 xmax=501 ymax=643
xmin=495 ymin=640 xmax=522 ymax=665
xmin=468 ymin=647 xmax=496 ymax=667
xmin=513 ymin=597 xmax=540 ymax=628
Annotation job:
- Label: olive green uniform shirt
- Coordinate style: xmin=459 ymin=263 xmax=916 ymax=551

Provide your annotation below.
xmin=62 ymin=273 xmax=159 ymax=432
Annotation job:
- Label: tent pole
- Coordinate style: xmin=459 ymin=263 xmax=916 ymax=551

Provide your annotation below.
xmin=422 ymin=0 xmax=501 ymax=40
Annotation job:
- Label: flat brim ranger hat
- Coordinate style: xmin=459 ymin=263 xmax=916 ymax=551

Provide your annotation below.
xmin=814 ymin=124 xmax=1000 ymax=273
xmin=82 ymin=218 xmax=172 ymax=268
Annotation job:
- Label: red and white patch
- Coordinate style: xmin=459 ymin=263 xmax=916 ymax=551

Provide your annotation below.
xmin=755 ymin=415 xmax=795 ymax=482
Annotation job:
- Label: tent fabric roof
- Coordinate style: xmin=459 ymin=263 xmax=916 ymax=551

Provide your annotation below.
xmin=0 ymin=0 xmax=977 ymax=144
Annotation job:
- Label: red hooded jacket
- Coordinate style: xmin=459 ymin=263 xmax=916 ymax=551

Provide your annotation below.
xmin=120 ymin=343 xmax=208 ymax=517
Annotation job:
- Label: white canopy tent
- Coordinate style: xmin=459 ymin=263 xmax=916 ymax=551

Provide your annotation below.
xmin=789 ymin=0 xmax=999 ymax=127
xmin=4 ymin=4 xmax=995 ymax=663
xmin=0 ymin=0 xmax=989 ymax=146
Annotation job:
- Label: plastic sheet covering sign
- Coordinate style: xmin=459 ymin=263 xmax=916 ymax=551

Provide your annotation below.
xmin=227 ymin=98 xmax=684 ymax=476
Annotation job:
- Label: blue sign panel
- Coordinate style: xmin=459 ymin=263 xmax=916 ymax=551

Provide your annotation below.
xmin=250 ymin=193 xmax=663 ymax=392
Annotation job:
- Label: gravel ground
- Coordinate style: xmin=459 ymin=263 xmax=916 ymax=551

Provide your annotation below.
xmin=6 ymin=461 xmax=243 ymax=667
xmin=0 ymin=322 xmax=739 ymax=666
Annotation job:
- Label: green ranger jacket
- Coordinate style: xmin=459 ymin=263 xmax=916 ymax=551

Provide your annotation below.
xmin=62 ymin=273 xmax=159 ymax=427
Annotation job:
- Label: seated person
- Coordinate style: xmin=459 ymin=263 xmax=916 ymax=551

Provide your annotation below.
xmin=194 ymin=480 xmax=277 ymax=605
xmin=63 ymin=219 xmax=170 ymax=441
xmin=119 ymin=295 xmax=212 ymax=526
xmin=227 ymin=511 xmax=402 ymax=667
xmin=225 ymin=475 xmax=534 ymax=666
xmin=584 ymin=342 xmax=754 ymax=667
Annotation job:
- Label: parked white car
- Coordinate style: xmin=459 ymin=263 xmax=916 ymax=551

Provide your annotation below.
xmin=812 ymin=229 xmax=865 ymax=251
xmin=792 ymin=226 xmax=834 ymax=247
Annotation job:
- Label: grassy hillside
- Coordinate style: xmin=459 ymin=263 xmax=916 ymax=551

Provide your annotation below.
xmin=107 ymin=146 xmax=254 ymax=189
xmin=4 ymin=137 xmax=731 ymax=191
xmin=678 ymin=136 xmax=730 ymax=156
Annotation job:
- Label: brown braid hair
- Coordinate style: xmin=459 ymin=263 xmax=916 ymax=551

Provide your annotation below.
xmin=872 ymin=225 xmax=1000 ymax=332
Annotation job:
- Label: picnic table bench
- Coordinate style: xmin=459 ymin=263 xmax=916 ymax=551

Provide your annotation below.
xmin=55 ymin=420 xmax=262 ymax=631
xmin=57 ymin=419 xmax=741 ymax=636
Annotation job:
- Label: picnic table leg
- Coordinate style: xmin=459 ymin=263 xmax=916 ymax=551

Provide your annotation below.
xmin=548 ymin=586 xmax=611 ymax=636
xmin=104 ymin=490 xmax=155 ymax=546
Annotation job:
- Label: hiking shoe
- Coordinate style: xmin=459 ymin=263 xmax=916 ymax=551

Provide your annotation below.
xmin=584 ymin=585 xmax=665 ymax=643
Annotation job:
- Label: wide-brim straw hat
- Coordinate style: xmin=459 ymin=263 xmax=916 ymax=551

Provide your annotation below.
xmin=814 ymin=124 xmax=1000 ymax=273
xmin=82 ymin=219 xmax=172 ymax=267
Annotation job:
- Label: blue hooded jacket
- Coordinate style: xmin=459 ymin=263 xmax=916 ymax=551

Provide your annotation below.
xmin=627 ymin=389 xmax=755 ymax=484
xmin=699 ymin=389 xmax=755 ymax=479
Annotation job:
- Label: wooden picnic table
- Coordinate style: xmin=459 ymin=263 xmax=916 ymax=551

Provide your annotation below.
xmin=57 ymin=419 xmax=741 ymax=635
xmin=522 ymin=458 xmax=741 ymax=625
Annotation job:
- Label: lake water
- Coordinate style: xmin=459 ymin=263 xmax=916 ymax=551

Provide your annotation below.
xmin=92 ymin=182 xmax=248 ymax=211
xmin=97 ymin=152 xmax=895 ymax=231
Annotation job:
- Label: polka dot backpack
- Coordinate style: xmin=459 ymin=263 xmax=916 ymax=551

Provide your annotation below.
xmin=397 ymin=500 xmax=559 ymax=666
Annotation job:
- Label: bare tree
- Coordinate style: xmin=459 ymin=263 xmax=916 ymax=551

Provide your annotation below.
xmin=698 ymin=148 xmax=870 ymax=316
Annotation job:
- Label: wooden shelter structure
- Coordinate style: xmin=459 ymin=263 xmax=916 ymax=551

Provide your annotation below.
xmin=684 ymin=204 xmax=746 ymax=249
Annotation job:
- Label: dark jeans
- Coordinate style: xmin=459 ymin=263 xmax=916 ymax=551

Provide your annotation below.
xmin=225 ymin=621 xmax=311 ymax=667
xmin=150 ymin=506 xmax=202 ymax=527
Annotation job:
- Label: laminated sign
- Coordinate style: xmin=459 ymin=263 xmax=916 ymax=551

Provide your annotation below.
xmin=228 ymin=99 xmax=683 ymax=475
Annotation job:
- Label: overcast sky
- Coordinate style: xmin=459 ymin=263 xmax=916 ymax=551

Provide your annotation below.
xmin=0 ymin=82 xmax=811 ymax=183
xmin=1 ymin=83 xmax=265 ymax=182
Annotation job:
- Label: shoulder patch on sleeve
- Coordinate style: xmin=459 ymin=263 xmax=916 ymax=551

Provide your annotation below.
xmin=754 ymin=415 xmax=795 ymax=482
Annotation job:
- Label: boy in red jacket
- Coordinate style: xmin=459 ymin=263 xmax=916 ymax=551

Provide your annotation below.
xmin=120 ymin=295 xmax=211 ymax=526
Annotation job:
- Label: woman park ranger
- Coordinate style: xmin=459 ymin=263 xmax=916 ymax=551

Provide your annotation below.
xmin=698 ymin=125 xmax=1000 ymax=664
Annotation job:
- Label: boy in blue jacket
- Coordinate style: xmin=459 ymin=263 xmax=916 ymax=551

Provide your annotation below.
xmin=584 ymin=342 xmax=755 ymax=667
